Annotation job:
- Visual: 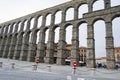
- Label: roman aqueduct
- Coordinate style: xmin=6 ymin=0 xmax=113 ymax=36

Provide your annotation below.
xmin=0 ymin=0 xmax=120 ymax=69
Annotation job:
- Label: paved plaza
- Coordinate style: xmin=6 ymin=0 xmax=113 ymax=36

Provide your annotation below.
xmin=0 ymin=58 xmax=120 ymax=80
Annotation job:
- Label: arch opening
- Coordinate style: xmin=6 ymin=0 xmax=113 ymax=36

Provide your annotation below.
xmin=53 ymin=27 xmax=60 ymax=63
xmin=0 ymin=28 xmax=1 ymax=34
xmin=3 ymin=27 xmax=5 ymax=34
xmin=23 ymin=20 xmax=27 ymax=31
xmin=55 ymin=11 xmax=62 ymax=24
xmin=79 ymin=23 xmax=87 ymax=64
xmin=78 ymin=4 xmax=88 ymax=18
xmin=111 ymin=0 xmax=120 ymax=7
xmin=7 ymin=24 xmax=11 ymax=34
xmin=30 ymin=18 xmax=35 ymax=30
xmin=45 ymin=29 xmax=49 ymax=43
xmin=94 ymin=20 xmax=106 ymax=59
xmin=79 ymin=23 xmax=87 ymax=47
xmin=36 ymin=30 xmax=40 ymax=44
xmin=17 ymin=22 xmax=22 ymax=32
xmin=112 ymin=17 xmax=120 ymax=63
xmin=29 ymin=32 xmax=32 ymax=43
xmin=66 ymin=8 xmax=74 ymax=21
xmin=112 ymin=17 xmax=120 ymax=47
xmin=12 ymin=23 xmax=16 ymax=33
xmin=45 ymin=14 xmax=51 ymax=26
xmin=37 ymin=16 xmax=42 ymax=28
xmin=65 ymin=25 xmax=73 ymax=65
xmin=93 ymin=0 xmax=104 ymax=11
xmin=66 ymin=25 xmax=72 ymax=44
xmin=55 ymin=27 xmax=60 ymax=43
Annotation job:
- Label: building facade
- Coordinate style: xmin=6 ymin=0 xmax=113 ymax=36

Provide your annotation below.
xmin=114 ymin=47 xmax=120 ymax=63
xmin=52 ymin=44 xmax=86 ymax=64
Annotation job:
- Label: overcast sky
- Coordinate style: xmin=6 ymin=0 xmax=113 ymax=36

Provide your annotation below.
xmin=0 ymin=0 xmax=70 ymax=23
xmin=0 ymin=0 xmax=120 ymax=58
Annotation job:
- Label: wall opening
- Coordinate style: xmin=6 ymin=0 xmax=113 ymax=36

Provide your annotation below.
xmin=78 ymin=4 xmax=88 ymax=18
xmin=0 ymin=28 xmax=1 ymax=34
xmin=17 ymin=22 xmax=21 ymax=32
xmin=55 ymin=27 xmax=60 ymax=43
xmin=93 ymin=0 xmax=104 ymax=11
xmin=29 ymin=32 xmax=32 ymax=43
xmin=45 ymin=29 xmax=49 ymax=43
xmin=79 ymin=23 xmax=87 ymax=47
xmin=55 ymin=11 xmax=62 ymax=24
xmin=45 ymin=14 xmax=51 ymax=26
xmin=36 ymin=30 xmax=40 ymax=44
xmin=112 ymin=17 xmax=120 ymax=47
xmin=65 ymin=25 xmax=73 ymax=65
xmin=30 ymin=18 xmax=34 ymax=30
xmin=111 ymin=0 xmax=120 ymax=7
xmin=23 ymin=20 xmax=27 ymax=31
xmin=37 ymin=16 xmax=42 ymax=28
xmin=94 ymin=20 xmax=106 ymax=58
xmin=66 ymin=25 xmax=72 ymax=44
xmin=66 ymin=8 xmax=74 ymax=21
xmin=12 ymin=23 xmax=16 ymax=33
xmin=7 ymin=24 xmax=11 ymax=34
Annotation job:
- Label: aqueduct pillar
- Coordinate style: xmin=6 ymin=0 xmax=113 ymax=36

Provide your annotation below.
xmin=57 ymin=26 xmax=66 ymax=65
xmin=8 ymin=23 xmax=19 ymax=59
xmin=71 ymin=23 xmax=80 ymax=65
xmin=105 ymin=20 xmax=115 ymax=69
xmin=86 ymin=21 xmax=96 ymax=68
xmin=36 ymin=28 xmax=46 ymax=63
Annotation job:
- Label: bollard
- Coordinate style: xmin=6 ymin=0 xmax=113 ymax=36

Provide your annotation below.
xmin=32 ymin=64 xmax=37 ymax=70
xmin=0 ymin=62 xmax=3 ymax=68
xmin=67 ymin=76 xmax=72 ymax=80
xmin=91 ymin=68 xmax=96 ymax=76
xmin=11 ymin=63 xmax=15 ymax=69
xmin=77 ymin=78 xmax=85 ymax=80
xmin=47 ymin=65 xmax=51 ymax=72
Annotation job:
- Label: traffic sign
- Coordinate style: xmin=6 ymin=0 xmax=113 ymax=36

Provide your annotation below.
xmin=36 ymin=58 xmax=40 ymax=64
xmin=72 ymin=61 xmax=77 ymax=67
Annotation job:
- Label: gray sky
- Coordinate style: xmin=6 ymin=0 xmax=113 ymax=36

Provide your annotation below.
xmin=0 ymin=0 xmax=70 ymax=23
xmin=0 ymin=0 xmax=120 ymax=58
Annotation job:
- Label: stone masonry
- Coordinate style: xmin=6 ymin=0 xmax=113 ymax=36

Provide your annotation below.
xmin=0 ymin=0 xmax=120 ymax=69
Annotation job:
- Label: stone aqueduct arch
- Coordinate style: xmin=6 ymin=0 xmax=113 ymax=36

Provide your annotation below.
xmin=0 ymin=0 xmax=120 ymax=69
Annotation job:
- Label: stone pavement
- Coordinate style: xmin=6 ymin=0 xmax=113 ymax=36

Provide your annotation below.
xmin=0 ymin=58 xmax=120 ymax=80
